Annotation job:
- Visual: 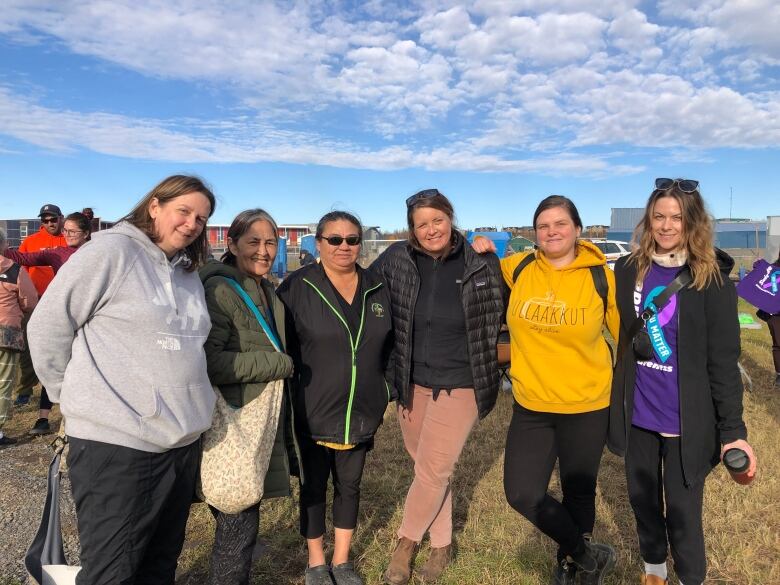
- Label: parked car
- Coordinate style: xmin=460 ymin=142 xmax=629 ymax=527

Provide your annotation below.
xmin=585 ymin=239 xmax=632 ymax=269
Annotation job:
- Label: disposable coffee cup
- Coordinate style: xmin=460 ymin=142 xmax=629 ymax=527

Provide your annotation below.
xmin=723 ymin=448 xmax=753 ymax=485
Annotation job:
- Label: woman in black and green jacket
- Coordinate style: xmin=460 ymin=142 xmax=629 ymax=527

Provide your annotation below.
xmin=200 ymin=208 xmax=300 ymax=585
xmin=277 ymin=211 xmax=394 ymax=585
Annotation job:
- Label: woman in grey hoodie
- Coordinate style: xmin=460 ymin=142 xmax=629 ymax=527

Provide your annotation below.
xmin=28 ymin=175 xmax=216 ymax=585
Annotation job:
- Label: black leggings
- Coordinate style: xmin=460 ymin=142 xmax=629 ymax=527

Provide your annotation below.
xmin=626 ymin=425 xmax=706 ymax=585
xmin=208 ymin=504 xmax=260 ymax=585
xmin=504 ymin=403 xmax=608 ymax=559
xmin=298 ymin=438 xmax=368 ymax=539
xmin=768 ymin=314 xmax=780 ymax=374
xmin=40 ymin=386 xmax=52 ymax=411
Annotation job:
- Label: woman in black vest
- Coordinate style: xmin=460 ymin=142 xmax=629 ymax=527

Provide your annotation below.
xmin=372 ymin=189 xmax=506 ymax=584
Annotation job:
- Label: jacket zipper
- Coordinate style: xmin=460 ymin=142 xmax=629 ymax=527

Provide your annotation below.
xmin=303 ymin=278 xmax=382 ymax=444
xmin=423 ymin=259 xmax=439 ymax=367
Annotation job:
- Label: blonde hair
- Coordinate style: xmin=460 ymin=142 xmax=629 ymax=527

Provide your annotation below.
xmin=629 ymin=186 xmax=722 ymax=290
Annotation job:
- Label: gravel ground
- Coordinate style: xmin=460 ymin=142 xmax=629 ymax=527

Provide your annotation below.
xmin=0 ymin=411 xmax=79 ymax=584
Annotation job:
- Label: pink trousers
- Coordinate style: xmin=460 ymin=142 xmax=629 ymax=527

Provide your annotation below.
xmin=396 ymin=384 xmax=479 ymax=547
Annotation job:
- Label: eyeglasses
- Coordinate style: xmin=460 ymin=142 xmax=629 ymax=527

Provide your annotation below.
xmin=63 ymin=229 xmax=84 ymax=236
xmin=318 ymin=235 xmax=361 ymax=246
xmin=655 ymin=178 xmax=699 ymax=193
xmin=406 ymin=188 xmax=442 ymax=207
xmin=41 ymin=217 xmax=60 ymax=224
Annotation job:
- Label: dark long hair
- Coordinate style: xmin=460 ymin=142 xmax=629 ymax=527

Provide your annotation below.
xmin=315 ymin=211 xmax=363 ymax=240
xmin=123 ymin=175 xmax=216 ymax=270
xmin=221 ymin=209 xmax=279 ymax=267
xmin=65 ymin=212 xmax=92 ymax=242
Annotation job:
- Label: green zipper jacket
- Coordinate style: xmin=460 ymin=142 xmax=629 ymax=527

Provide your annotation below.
xmin=277 ymin=263 xmax=394 ymax=445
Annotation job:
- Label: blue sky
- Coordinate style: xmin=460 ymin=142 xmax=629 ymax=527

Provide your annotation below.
xmin=1 ymin=0 xmax=779 ymax=230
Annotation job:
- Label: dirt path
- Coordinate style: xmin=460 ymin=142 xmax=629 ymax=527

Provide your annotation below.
xmin=0 ymin=413 xmax=79 ymax=583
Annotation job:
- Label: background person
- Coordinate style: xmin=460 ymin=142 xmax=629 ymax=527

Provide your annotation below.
xmin=755 ymin=249 xmax=780 ymax=388
xmin=474 ymin=195 xmax=619 ymax=585
xmin=608 ymin=179 xmax=756 ymax=585
xmin=278 ymin=211 xmax=393 ymax=585
xmin=199 ymin=208 xmax=299 ymax=585
xmin=28 ymin=175 xmax=216 ymax=584
xmin=299 ymin=249 xmax=316 ymax=267
xmin=12 ymin=203 xmax=66 ymax=408
xmin=4 ymin=211 xmax=92 ymax=434
xmin=0 ymin=228 xmax=38 ymax=445
xmin=372 ymin=189 xmax=506 ymax=585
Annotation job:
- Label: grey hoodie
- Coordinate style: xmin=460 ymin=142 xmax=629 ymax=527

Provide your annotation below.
xmin=28 ymin=221 xmax=215 ymax=453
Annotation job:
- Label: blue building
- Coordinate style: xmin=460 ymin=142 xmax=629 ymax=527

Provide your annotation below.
xmin=608 ymin=208 xmax=768 ymax=248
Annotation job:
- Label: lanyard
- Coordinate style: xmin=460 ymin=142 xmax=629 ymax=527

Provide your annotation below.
xmin=222 ymin=278 xmax=282 ymax=353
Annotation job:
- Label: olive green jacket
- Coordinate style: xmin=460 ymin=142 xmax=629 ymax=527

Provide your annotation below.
xmin=200 ymin=260 xmax=301 ymax=498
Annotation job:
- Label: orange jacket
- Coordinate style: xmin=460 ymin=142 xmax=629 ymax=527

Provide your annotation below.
xmin=19 ymin=227 xmax=67 ymax=295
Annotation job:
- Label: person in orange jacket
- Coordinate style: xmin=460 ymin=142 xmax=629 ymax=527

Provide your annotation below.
xmin=12 ymin=204 xmax=66 ymax=409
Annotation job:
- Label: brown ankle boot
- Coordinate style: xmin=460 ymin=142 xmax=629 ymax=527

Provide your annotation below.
xmin=640 ymin=575 xmax=668 ymax=585
xmin=417 ymin=544 xmax=452 ymax=582
xmin=383 ymin=537 xmax=418 ymax=585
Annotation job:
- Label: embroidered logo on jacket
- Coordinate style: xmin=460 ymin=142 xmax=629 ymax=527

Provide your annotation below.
xmin=371 ymin=302 xmax=385 ymax=317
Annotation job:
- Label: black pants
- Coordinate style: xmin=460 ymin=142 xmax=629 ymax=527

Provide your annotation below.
xmin=768 ymin=314 xmax=780 ymax=374
xmin=40 ymin=386 xmax=53 ymax=411
xmin=298 ymin=437 xmax=368 ymax=538
xmin=67 ymin=437 xmax=199 ymax=585
xmin=504 ymin=403 xmax=608 ymax=559
xmin=626 ymin=426 xmax=706 ymax=585
xmin=207 ymin=504 xmax=260 ymax=585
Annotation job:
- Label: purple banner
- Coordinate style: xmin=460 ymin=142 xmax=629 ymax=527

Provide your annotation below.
xmin=737 ymin=259 xmax=780 ymax=314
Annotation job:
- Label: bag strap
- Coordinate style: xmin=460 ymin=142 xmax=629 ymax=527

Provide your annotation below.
xmin=589 ymin=265 xmax=608 ymax=316
xmin=512 ymin=253 xmax=608 ymax=315
xmin=220 ymin=277 xmax=282 ymax=353
xmin=626 ymin=266 xmax=692 ymax=341
xmin=511 ymin=253 xmax=537 ymax=284
xmin=25 ymin=438 xmax=69 ymax=584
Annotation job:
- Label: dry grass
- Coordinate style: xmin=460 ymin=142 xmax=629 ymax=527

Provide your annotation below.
xmin=173 ymin=300 xmax=779 ymax=584
xmin=10 ymin=300 xmax=778 ymax=584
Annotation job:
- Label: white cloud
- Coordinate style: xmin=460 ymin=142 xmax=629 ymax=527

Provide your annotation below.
xmin=0 ymin=86 xmax=642 ymax=175
xmin=1 ymin=0 xmax=779 ymax=175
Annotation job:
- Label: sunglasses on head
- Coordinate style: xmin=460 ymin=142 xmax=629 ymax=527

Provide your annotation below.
xmin=655 ymin=178 xmax=699 ymax=193
xmin=41 ymin=217 xmax=59 ymax=224
xmin=319 ymin=235 xmax=361 ymax=246
xmin=406 ymin=188 xmax=443 ymax=207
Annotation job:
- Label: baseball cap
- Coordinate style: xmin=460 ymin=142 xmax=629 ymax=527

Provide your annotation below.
xmin=38 ymin=204 xmax=63 ymax=217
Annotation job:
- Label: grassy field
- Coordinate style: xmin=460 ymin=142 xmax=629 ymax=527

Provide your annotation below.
xmin=172 ymin=299 xmax=779 ymax=585
xmin=5 ymin=300 xmax=777 ymax=585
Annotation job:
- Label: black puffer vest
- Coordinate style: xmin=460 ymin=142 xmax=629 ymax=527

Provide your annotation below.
xmin=370 ymin=233 xmax=507 ymax=419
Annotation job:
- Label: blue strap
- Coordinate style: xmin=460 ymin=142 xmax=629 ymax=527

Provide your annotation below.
xmin=222 ymin=278 xmax=282 ymax=353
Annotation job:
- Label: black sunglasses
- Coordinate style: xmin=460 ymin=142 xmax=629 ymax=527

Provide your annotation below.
xmin=655 ymin=178 xmax=699 ymax=193
xmin=319 ymin=235 xmax=361 ymax=246
xmin=41 ymin=217 xmax=60 ymax=224
xmin=406 ymin=188 xmax=443 ymax=207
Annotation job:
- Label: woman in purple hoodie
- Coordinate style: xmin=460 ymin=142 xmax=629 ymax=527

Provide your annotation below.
xmin=3 ymin=212 xmax=91 ymax=435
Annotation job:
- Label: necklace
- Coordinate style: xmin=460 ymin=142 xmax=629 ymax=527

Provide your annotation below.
xmin=545 ymin=269 xmax=565 ymax=303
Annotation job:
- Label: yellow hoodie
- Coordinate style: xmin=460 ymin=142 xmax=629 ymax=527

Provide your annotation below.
xmin=501 ymin=240 xmax=619 ymax=414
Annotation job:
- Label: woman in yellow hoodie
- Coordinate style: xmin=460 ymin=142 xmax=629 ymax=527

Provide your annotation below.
xmin=476 ymin=195 xmax=619 ymax=585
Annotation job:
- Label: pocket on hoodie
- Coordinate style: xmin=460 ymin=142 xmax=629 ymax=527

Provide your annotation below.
xmin=139 ymin=383 xmax=216 ymax=448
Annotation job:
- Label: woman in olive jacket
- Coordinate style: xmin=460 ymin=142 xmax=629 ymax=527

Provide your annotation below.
xmin=200 ymin=209 xmax=300 ymax=585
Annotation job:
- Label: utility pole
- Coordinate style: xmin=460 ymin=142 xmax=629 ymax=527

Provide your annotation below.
xmin=729 ymin=187 xmax=733 ymax=220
